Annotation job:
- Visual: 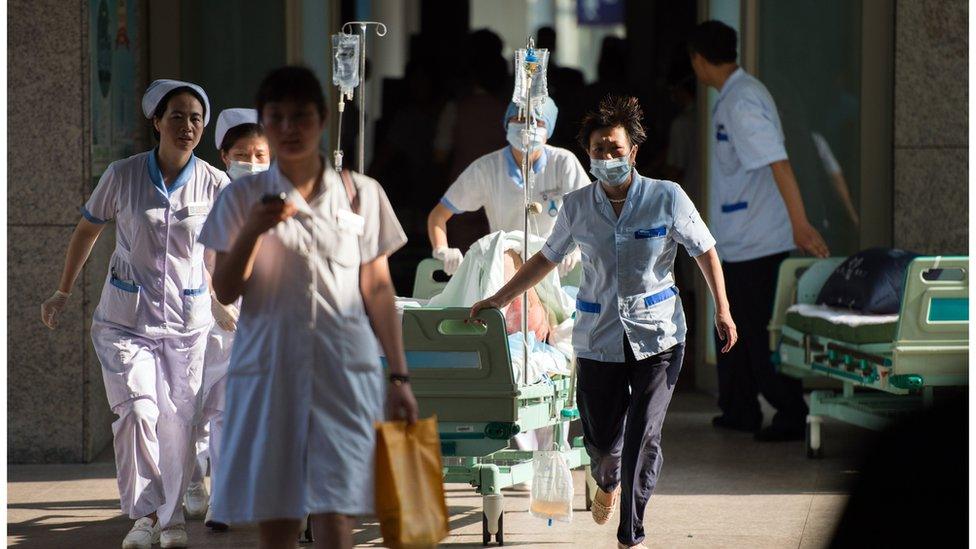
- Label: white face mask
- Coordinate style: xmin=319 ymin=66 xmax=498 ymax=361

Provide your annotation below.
xmin=227 ymin=160 xmax=270 ymax=180
xmin=506 ymin=122 xmax=547 ymax=152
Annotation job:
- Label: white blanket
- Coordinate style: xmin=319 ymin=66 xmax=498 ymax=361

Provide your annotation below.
xmin=787 ymin=303 xmax=898 ymax=327
xmin=426 ymin=230 xmax=575 ymax=324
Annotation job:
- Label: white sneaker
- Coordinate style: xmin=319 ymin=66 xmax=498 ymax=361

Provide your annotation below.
xmin=160 ymin=524 xmax=188 ymax=548
xmin=121 ymin=517 xmax=159 ymax=549
xmin=183 ymin=481 xmax=209 ymax=519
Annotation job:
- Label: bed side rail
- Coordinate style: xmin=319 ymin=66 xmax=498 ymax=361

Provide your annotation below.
xmin=401 ymin=307 xmax=520 ymax=422
xmin=412 ymin=258 xmax=449 ymax=299
xmin=768 ymin=257 xmax=845 ymax=351
xmin=892 ymin=257 xmax=969 ymax=384
xmin=896 ymin=256 xmax=969 ymax=343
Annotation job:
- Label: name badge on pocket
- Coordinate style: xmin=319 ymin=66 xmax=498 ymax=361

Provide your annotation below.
xmin=635 ymin=226 xmax=667 ymax=239
xmin=186 ymin=202 xmax=210 ymax=217
xmin=337 ymin=209 xmax=365 ymax=236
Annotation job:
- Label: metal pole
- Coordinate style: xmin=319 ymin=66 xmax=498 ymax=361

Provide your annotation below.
xmin=341 ymin=21 xmax=387 ymax=174
xmin=357 ymin=23 xmax=366 ymax=173
xmin=519 ymin=42 xmax=537 ymax=382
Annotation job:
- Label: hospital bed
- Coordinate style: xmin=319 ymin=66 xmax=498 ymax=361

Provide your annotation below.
xmin=405 ymin=259 xmax=591 ymax=546
xmin=768 ymin=256 xmax=969 ymax=458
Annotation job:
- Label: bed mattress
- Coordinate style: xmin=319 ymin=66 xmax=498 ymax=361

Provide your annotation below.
xmin=785 ymin=304 xmax=898 ymax=344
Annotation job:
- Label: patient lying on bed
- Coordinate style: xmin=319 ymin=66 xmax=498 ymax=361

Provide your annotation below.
xmin=503 ymin=250 xmax=551 ymax=342
xmin=421 ymin=230 xmax=577 ymax=385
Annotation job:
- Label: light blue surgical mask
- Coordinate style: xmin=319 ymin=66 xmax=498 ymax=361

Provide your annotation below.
xmin=590 ymin=155 xmax=633 ymax=186
xmin=506 ymin=122 xmax=546 ymax=152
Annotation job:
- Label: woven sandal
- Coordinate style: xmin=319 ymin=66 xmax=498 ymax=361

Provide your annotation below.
xmin=591 ymin=485 xmax=620 ymax=525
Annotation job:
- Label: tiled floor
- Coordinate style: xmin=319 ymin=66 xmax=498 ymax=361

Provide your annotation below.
xmin=8 ymin=391 xmax=869 ymax=548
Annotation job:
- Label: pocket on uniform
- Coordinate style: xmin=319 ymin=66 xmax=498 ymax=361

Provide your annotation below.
xmin=328 ymin=233 xmax=361 ymax=269
xmin=182 ymin=285 xmax=211 ymax=330
xmin=572 ymin=298 xmax=600 ymax=349
xmin=715 ymin=140 xmax=740 ymax=176
xmin=629 ymin=287 xmax=679 ymax=322
xmin=107 ymin=274 xmax=141 ymax=328
xmin=341 ymin=317 xmax=381 ymax=372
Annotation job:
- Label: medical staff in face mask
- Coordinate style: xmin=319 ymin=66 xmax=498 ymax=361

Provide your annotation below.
xmin=472 ymin=95 xmax=737 ymax=549
xmin=427 ymin=97 xmax=590 ymax=276
xmin=183 ymin=108 xmax=271 ymax=531
xmin=40 ymin=79 xmax=229 ymax=549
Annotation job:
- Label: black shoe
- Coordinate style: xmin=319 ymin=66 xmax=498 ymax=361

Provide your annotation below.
xmin=712 ymin=415 xmax=760 ymax=433
xmin=754 ymin=425 xmax=804 ymax=442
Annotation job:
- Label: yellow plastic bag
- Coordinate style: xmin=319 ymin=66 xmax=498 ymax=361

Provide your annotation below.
xmin=375 ymin=416 xmax=449 ymax=549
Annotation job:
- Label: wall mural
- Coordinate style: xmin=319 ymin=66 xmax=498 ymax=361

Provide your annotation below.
xmin=91 ymin=0 xmax=139 ymax=176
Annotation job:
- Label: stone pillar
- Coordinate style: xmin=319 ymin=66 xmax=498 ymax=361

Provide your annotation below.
xmin=8 ymin=0 xmax=145 ymax=463
xmin=893 ymin=0 xmax=968 ymax=254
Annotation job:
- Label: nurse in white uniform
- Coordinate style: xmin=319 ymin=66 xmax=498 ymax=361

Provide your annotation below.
xmin=427 ymin=97 xmax=590 ymax=276
xmin=689 ymin=20 xmax=828 ymax=441
xmin=471 ymin=96 xmax=738 ymax=549
xmin=183 ymin=108 xmax=270 ymax=531
xmin=199 ymin=66 xmax=418 ymax=549
xmin=40 ymin=79 xmax=229 ymax=549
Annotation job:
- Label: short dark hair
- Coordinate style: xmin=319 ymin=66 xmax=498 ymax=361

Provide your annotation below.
xmin=219 ymin=123 xmax=266 ymax=152
xmin=688 ymin=20 xmax=738 ymax=64
xmin=151 ymin=86 xmax=207 ymax=142
xmin=577 ymin=95 xmax=647 ymax=151
xmin=255 ymin=65 xmax=327 ymax=121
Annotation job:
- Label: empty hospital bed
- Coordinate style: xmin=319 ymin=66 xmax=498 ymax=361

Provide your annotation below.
xmin=403 ymin=259 xmax=590 ymax=546
xmin=768 ymin=256 xmax=969 ymax=458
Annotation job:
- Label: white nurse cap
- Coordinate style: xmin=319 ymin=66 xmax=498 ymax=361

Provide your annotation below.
xmin=215 ymin=108 xmax=259 ymax=150
xmin=142 ymin=79 xmax=211 ymax=127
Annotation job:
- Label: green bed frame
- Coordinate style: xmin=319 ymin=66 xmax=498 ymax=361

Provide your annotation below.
xmin=400 ymin=305 xmax=590 ymax=545
xmin=768 ymin=256 xmax=969 ymax=457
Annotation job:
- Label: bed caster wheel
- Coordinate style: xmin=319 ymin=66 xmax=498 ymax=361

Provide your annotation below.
xmin=298 ymin=515 xmax=313 ymax=544
xmin=806 ymin=418 xmax=823 ymax=459
xmin=481 ymin=511 xmax=504 ymax=546
xmin=482 ymin=494 xmax=504 ymax=546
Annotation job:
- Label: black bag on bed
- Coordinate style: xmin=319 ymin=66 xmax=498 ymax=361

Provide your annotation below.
xmin=816 ymin=248 xmax=920 ymax=314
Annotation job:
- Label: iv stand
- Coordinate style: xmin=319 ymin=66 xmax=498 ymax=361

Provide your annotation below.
xmin=518 ymin=38 xmax=542 ymax=385
xmin=342 ymin=21 xmax=387 ymax=173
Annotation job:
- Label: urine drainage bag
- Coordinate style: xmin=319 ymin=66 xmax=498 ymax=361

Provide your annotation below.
xmin=529 ymin=450 xmax=574 ymax=524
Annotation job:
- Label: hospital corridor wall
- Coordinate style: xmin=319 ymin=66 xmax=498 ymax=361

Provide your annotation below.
xmin=5 ymin=0 xmax=970 ymax=464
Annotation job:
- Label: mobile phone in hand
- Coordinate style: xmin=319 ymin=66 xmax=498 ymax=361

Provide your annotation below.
xmin=261 ymin=192 xmax=288 ymax=206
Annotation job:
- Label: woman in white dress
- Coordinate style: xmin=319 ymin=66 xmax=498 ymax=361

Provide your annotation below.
xmin=199 ymin=66 xmax=418 ymax=549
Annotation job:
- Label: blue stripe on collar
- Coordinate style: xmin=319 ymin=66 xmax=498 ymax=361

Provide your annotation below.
xmin=148 ymin=148 xmax=197 ymax=198
xmin=504 ymin=146 xmax=548 ymax=188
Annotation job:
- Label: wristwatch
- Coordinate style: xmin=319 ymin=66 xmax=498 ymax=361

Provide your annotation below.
xmin=388 ymin=373 xmax=411 ymax=386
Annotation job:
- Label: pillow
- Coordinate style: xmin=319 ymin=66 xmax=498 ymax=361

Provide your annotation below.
xmin=816 ymin=248 xmax=920 ymax=314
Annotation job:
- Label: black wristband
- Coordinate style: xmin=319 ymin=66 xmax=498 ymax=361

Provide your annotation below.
xmin=388 ymin=373 xmax=411 ymax=385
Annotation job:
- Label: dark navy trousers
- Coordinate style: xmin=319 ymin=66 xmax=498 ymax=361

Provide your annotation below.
xmin=715 ymin=252 xmax=808 ymax=431
xmin=577 ymin=340 xmax=684 ymax=546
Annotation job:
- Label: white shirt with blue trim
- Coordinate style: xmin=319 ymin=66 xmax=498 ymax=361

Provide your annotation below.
xmin=709 ymin=68 xmax=795 ymax=262
xmin=83 ymin=149 xmax=229 ymax=336
xmin=542 ymin=172 xmax=716 ymax=362
xmin=440 ymin=144 xmax=590 ymax=239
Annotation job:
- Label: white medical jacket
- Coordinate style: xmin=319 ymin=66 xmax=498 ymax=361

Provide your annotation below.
xmin=83 ymin=150 xmax=229 ymax=337
xmin=709 ymin=68 xmax=795 ymax=262
xmin=440 ymin=145 xmax=591 ymax=238
xmin=542 ymin=172 xmax=716 ymax=362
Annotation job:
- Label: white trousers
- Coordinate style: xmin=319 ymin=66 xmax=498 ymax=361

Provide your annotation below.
xmin=92 ymin=323 xmax=206 ymax=528
xmin=190 ymin=325 xmax=233 ymax=498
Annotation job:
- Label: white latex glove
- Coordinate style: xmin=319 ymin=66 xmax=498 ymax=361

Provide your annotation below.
xmin=432 ymin=246 xmax=463 ymax=276
xmin=41 ymin=290 xmax=71 ymax=329
xmin=211 ymin=295 xmax=239 ymax=332
xmin=557 ymin=248 xmax=581 ymax=278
